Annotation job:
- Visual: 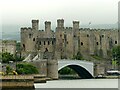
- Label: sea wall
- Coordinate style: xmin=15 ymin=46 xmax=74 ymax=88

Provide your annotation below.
xmin=0 ymin=75 xmax=34 ymax=89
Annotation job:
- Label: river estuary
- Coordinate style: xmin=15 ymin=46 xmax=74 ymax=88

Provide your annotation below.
xmin=35 ymin=79 xmax=118 ymax=88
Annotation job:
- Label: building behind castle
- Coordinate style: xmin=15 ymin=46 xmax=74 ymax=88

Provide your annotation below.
xmin=0 ymin=40 xmax=16 ymax=55
xmin=21 ymin=19 xmax=118 ymax=60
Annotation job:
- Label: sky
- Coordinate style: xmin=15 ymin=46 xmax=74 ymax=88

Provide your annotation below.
xmin=1 ymin=0 xmax=120 ymax=29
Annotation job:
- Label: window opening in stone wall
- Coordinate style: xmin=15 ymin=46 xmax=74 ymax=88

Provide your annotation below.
xmin=87 ymin=34 xmax=89 ymax=37
xmin=67 ymin=41 xmax=68 ymax=44
xmin=44 ymin=41 xmax=46 ymax=45
xmin=48 ymin=41 xmax=50 ymax=45
xmin=23 ymin=44 xmax=25 ymax=51
xmin=60 ymin=34 xmax=62 ymax=37
xmin=102 ymin=35 xmax=104 ymax=38
xmin=33 ymin=38 xmax=35 ymax=41
xmin=39 ymin=41 xmax=41 ymax=45
xmin=115 ymin=41 xmax=117 ymax=44
xmin=29 ymin=34 xmax=32 ymax=38
xmin=81 ymin=42 xmax=83 ymax=46
xmin=52 ymin=41 xmax=54 ymax=45
xmin=74 ymin=35 xmax=76 ymax=37
xmin=96 ymin=42 xmax=99 ymax=45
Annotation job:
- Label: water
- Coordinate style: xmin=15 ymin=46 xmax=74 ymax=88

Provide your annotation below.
xmin=35 ymin=79 xmax=118 ymax=88
xmin=1 ymin=79 xmax=118 ymax=90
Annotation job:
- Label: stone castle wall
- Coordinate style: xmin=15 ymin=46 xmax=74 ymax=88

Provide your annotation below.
xmin=21 ymin=19 xmax=118 ymax=59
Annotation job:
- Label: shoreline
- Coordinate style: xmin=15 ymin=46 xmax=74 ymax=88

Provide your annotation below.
xmin=0 ymin=75 xmax=35 ymax=89
xmin=59 ymin=75 xmax=120 ymax=79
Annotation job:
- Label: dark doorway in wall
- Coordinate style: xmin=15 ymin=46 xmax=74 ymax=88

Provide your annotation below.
xmin=23 ymin=44 xmax=25 ymax=51
xmin=43 ymin=48 xmax=49 ymax=59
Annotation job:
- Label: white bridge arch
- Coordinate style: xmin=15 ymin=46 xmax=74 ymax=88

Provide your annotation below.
xmin=58 ymin=60 xmax=94 ymax=79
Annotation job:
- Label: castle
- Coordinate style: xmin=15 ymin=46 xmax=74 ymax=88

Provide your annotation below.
xmin=21 ymin=19 xmax=118 ymax=60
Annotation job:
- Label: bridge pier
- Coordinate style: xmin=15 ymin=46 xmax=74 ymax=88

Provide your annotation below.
xmin=47 ymin=60 xmax=58 ymax=79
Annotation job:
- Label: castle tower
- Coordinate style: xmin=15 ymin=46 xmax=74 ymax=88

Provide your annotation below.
xmin=118 ymin=1 xmax=120 ymax=45
xmin=47 ymin=60 xmax=58 ymax=79
xmin=73 ymin=21 xmax=79 ymax=30
xmin=32 ymin=20 xmax=39 ymax=30
xmin=57 ymin=19 xmax=64 ymax=28
xmin=55 ymin=19 xmax=64 ymax=59
xmin=45 ymin=21 xmax=51 ymax=38
xmin=72 ymin=21 xmax=80 ymax=56
xmin=73 ymin=21 xmax=79 ymax=36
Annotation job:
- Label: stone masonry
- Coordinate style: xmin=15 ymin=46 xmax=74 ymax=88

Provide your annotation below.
xmin=0 ymin=40 xmax=16 ymax=55
xmin=21 ymin=19 xmax=118 ymax=59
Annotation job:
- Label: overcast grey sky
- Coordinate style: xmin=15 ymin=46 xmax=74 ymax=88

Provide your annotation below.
xmin=1 ymin=0 xmax=120 ymax=27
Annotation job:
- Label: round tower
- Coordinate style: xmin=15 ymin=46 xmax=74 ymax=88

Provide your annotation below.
xmin=73 ymin=21 xmax=80 ymax=37
xmin=32 ymin=20 xmax=39 ymax=30
xmin=47 ymin=60 xmax=58 ymax=79
xmin=45 ymin=21 xmax=51 ymax=38
xmin=45 ymin=21 xmax=51 ymax=31
xmin=57 ymin=19 xmax=64 ymax=28
xmin=73 ymin=21 xmax=79 ymax=30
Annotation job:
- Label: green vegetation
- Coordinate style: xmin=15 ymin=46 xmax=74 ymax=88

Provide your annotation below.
xmin=73 ymin=52 xmax=83 ymax=60
xmin=0 ymin=52 xmax=24 ymax=63
xmin=112 ymin=46 xmax=120 ymax=65
xmin=14 ymin=54 xmax=24 ymax=62
xmin=59 ymin=67 xmax=76 ymax=75
xmin=0 ymin=53 xmax=2 ymax=62
xmin=16 ymin=63 xmax=39 ymax=74
xmin=6 ymin=65 xmax=13 ymax=75
xmin=2 ymin=52 xmax=15 ymax=63
xmin=16 ymin=42 xmax=21 ymax=52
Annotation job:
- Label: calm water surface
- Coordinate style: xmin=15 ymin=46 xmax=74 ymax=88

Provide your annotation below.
xmin=35 ymin=79 xmax=118 ymax=88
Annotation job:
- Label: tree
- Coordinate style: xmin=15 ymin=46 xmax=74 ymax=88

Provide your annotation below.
xmin=1 ymin=52 xmax=24 ymax=63
xmin=14 ymin=55 xmax=24 ymax=62
xmin=2 ymin=52 xmax=15 ymax=63
xmin=6 ymin=65 xmax=13 ymax=75
xmin=59 ymin=67 xmax=76 ymax=75
xmin=112 ymin=46 xmax=120 ymax=65
xmin=16 ymin=63 xmax=39 ymax=74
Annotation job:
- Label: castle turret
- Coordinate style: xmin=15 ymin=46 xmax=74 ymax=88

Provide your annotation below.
xmin=73 ymin=21 xmax=79 ymax=37
xmin=32 ymin=20 xmax=39 ymax=30
xmin=45 ymin=21 xmax=52 ymax=38
xmin=45 ymin=21 xmax=51 ymax=31
xmin=57 ymin=19 xmax=64 ymax=28
xmin=73 ymin=21 xmax=79 ymax=30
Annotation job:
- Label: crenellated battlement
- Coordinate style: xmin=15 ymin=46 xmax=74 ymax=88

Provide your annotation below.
xmin=21 ymin=27 xmax=32 ymax=32
xmin=21 ymin=19 xmax=118 ymax=59
xmin=65 ymin=27 xmax=73 ymax=30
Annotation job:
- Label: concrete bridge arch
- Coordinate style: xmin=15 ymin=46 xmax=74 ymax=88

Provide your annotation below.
xmin=58 ymin=60 xmax=94 ymax=79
